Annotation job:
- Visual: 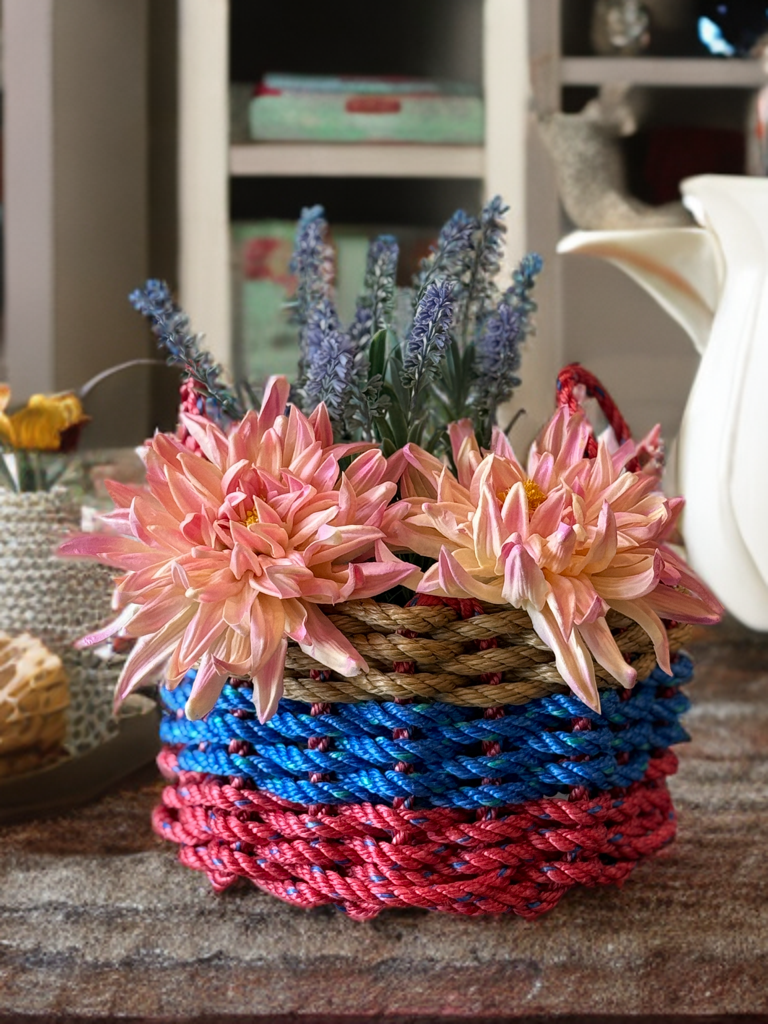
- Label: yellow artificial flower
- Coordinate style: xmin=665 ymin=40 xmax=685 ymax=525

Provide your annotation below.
xmin=0 ymin=385 xmax=13 ymax=447
xmin=0 ymin=386 xmax=90 ymax=451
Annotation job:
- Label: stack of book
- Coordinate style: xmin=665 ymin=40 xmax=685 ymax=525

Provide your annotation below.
xmin=248 ymin=73 xmax=484 ymax=144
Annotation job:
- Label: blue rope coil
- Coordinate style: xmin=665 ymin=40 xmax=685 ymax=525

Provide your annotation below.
xmin=159 ymin=656 xmax=692 ymax=810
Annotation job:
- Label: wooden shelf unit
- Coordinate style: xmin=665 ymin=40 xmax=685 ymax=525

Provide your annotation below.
xmin=178 ymin=0 xmax=547 ymax=421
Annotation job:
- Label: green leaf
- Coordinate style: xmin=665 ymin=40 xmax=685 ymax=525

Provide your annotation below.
xmin=387 ymin=396 xmax=410 ymax=449
xmin=368 ymin=329 xmax=387 ymax=382
xmin=425 ymin=423 xmax=448 ymax=455
xmin=374 ymin=414 xmax=396 ymax=447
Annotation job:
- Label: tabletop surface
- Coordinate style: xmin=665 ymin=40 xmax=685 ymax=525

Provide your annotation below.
xmin=1 ymin=618 xmax=767 ymax=1022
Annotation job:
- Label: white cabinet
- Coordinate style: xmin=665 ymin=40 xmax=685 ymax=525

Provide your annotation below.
xmin=177 ymin=0 xmax=543 ymax=425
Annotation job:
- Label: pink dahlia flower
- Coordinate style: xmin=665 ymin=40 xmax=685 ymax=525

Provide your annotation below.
xmin=61 ymin=377 xmax=415 ymax=721
xmin=388 ymin=410 xmax=722 ymax=711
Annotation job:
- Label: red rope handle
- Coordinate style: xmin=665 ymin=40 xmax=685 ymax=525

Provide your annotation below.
xmin=556 ymin=363 xmax=640 ymax=468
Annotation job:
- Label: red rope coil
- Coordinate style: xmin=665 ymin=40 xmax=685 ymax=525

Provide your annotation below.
xmin=153 ymin=747 xmax=678 ymax=920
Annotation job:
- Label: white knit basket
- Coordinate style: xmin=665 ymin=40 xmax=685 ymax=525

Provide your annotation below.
xmin=0 ymin=488 xmax=120 ymax=756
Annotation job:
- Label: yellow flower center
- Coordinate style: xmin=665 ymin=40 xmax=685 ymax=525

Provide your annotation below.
xmin=497 ymin=479 xmax=547 ymax=517
xmin=244 ymin=507 xmax=259 ymax=527
xmin=524 ymin=478 xmax=547 ymax=514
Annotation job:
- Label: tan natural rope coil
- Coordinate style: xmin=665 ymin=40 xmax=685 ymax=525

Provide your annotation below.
xmin=280 ymin=599 xmax=693 ymax=706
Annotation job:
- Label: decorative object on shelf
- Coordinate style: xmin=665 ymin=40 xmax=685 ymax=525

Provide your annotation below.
xmin=558 ymin=174 xmax=768 ymax=631
xmin=65 ymin=199 xmax=721 ymax=918
xmin=538 ymin=88 xmax=693 ymax=230
xmin=591 ymin=0 xmax=652 ymax=56
xmin=248 ymin=74 xmax=484 ymax=145
xmin=697 ymin=0 xmax=768 ymax=57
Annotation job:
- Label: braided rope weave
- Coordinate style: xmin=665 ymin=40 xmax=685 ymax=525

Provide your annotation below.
xmin=271 ymin=597 xmax=694 ymax=706
xmin=154 ymin=748 xmax=678 ymax=920
xmin=160 ymin=658 xmax=691 ymax=809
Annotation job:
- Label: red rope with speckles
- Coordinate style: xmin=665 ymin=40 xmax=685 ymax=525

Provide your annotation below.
xmin=153 ymin=747 xmax=678 ymax=920
xmin=556 ymin=363 xmax=637 ymax=465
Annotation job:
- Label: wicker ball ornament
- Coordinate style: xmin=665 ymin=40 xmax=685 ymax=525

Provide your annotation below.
xmin=0 ymin=632 xmax=68 ymax=777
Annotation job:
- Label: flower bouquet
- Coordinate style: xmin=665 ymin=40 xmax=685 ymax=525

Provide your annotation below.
xmin=62 ymin=198 xmax=722 ymax=918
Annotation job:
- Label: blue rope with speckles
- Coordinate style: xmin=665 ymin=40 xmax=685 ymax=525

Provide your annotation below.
xmin=159 ymin=656 xmax=691 ymax=809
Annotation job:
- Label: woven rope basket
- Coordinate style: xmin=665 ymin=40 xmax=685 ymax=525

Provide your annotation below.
xmin=156 ymin=596 xmax=694 ymax=918
xmin=279 ymin=598 xmax=693 ymax=706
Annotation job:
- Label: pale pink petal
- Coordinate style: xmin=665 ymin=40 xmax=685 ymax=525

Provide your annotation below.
xmin=577 ymin=617 xmax=637 ymax=689
xmin=489 ymin=426 xmax=517 ymax=462
xmin=528 ymin=605 xmax=600 ymax=711
xmin=401 ymin=443 xmax=448 ymax=498
xmin=644 ymin=581 xmax=723 ymax=625
xmin=178 ymin=414 xmax=229 ymax=469
xmin=184 ymin=653 xmax=230 ymax=720
xmin=448 ymin=420 xmax=481 ymax=489
xmin=174 ymin=600 xmax=229 ymax=671
xmin=580 ymin=502 xmax=618 ymax=575
xmin=297 ymin=602 xmax=367 ymax=676
xmin=424 ymin=548 xmax=505 ymax=604
xmin=500 ymin=538 xmax=549 ymax=610
xmin=308 ymin=402 xmax=333 ymax=448
xmin=251 ymin=639 xmax=287 ymax=723
xmin=249 ymin=594 xmax=286 ymax=668
xmin=114 ymin=607 xmax=195 ymax=705
xmin=104 ymin=479 xmax=146 ymax=509
xmin=340 ymin=550 xmax=420 ymax=601
xmin=540 ymin=521 xmax=577 ymax=574
xmin=593 ymin=551 xmax=661 ymax=601
xmin=76 ymin=606 xmax=135 ymax=649
xmin=258 ymin=375 xmax=291 ymax=427
xmin=609 ymin=597 xmax=671 ymax=675
xmin=474 ymin=471 xmax=506 ymax=567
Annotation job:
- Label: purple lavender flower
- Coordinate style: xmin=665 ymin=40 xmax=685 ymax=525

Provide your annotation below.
xmin=461 ymin=195 xmax=509 ymax=336
xmin=473 ymin=252 xmax=543 ymax=427
xmin=129 ymin=279 xmax=243 ymax=421
xmin=303 ymin=298 xmax=355 ymax=425
xmin=401 ymin=280 xmax=455 ymax=398
xmin=350 ymin=235 xmax=399 ymax=350
xmin=289 ymin=205 xmax=335 ymax=330
xmin=415 ymin=210 xmax=477 ymax=301
xmin=474 ymin=301 xmax=524 ymax=409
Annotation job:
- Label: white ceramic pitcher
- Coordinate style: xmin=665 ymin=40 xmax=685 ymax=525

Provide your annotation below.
xmin=558 ymin=174 xmax=768 ymax=630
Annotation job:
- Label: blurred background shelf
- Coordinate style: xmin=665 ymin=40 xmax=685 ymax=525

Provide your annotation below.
xmin=229 ymin=143 xmax=486 ymax=179
xmin=528 ymin=0 xmax=768 ymax=444
xmin=178 ymin=0 xmax=545 ymax=426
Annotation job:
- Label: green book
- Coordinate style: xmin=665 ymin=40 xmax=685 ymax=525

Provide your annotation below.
xmin=249 ymin=85 xmax=484 ymax=144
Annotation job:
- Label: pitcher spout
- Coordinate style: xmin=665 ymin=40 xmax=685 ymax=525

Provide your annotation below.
xmin=557 ymin=227 xmax=722 ymax=355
